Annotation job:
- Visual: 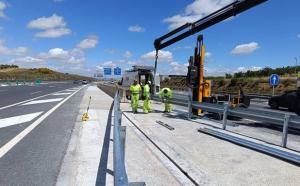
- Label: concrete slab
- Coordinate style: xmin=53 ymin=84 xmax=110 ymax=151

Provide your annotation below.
xmin=57 ymin=86 xmax=182 ymax=186
xmin=121 ymin=100 xmax=300 ymax=186
xmin=57 ymin=85 xmax=114 ymax=185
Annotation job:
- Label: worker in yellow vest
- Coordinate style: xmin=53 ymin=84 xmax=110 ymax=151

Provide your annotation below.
xmin=159 ymin=87 xmax=173 ymax=112
xmin=130 ymin=79 xmax=141 ymax=113
xmin=143 ymin=81 xmax=152 ymax=113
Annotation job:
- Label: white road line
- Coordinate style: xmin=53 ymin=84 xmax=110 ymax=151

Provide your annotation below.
xmin=0 ymin=86 xmax=83 ymax=111
xmin=0 ymin=85 xmax=85 ymax=159
xmin=30 ymin=91 xmax=43 ymax=95
xmin=64 ymin=90 xmax=76 ymax=92
xmin=0 ymin=112 xmax=43 ymax=129
xmin=52 ymin=92 xmax=71 ymax=96
xmin=22 ymin=98 xmax=64 ymax=105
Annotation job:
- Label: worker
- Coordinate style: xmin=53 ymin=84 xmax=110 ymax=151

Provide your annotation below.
xmin=130 ymin=79 xmax=141 ymax=113
xmin=143 ymin=81 xmax=152 ymax=113
xmin=159 ymin=87 xmax=173 ymax=113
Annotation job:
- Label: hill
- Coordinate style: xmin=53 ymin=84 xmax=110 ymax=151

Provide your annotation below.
xmin=0 ymin=67 xmax=94 ymax=81
xmin=161 ymin=66 xmax=300 ymax=95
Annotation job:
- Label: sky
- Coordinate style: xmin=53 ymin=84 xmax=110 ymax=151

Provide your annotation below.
xmin=0 ymin=0 xmax=299 ymax=77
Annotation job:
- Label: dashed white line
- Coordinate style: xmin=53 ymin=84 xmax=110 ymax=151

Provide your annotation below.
xmin=52 ymin=92 xmax=71 ymax=96
xmin=0 ymin=86 xmax=83 ymax=111
xmin=30 ymin=91 xmax=43 ymax=95
xmin=22 ymin=98 xmax=64 ymax=105
xmin=0 ymin=86 xmax=85 ymax=159
xmin=0 ymin=112 xmax=43 ymax=129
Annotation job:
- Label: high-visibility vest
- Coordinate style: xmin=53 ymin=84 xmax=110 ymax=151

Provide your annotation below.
xmin=143 ymin=84 xmax=150 ymax=96
xmin=159 ymin=88 xmax=172 ymax=98
xmin=130 ymin=84 xmax=141 ymax=95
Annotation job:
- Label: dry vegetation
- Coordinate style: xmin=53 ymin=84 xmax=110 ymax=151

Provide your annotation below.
xmin=0 ymin=67 xmax=94 ymax=81
xmin=161 ymin=76 xmax=297 ymax=95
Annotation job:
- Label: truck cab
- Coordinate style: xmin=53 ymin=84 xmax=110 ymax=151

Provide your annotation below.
xmin=119 ymin=65 xmax=160 ymax=99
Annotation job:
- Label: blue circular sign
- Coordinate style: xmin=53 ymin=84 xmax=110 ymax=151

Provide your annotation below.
xmin=269 ymin=74 xmax=280 ymax=86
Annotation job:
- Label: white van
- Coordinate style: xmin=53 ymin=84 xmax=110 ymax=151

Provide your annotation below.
xmin=119 ymin=65 xmax=160 ymax=99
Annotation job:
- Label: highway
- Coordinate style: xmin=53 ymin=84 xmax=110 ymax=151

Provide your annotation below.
xmin=0 ymin=82 xmax=86 ymax=185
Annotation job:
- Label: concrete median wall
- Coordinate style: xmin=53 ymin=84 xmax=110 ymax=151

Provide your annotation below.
xmin=97 ymin=83 xmax=118 ymax=98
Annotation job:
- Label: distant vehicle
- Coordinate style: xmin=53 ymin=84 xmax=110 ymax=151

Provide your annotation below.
xmin=82 ymin=80 xmax=88 ymax=84
xmin=73 ymin=80 xmax=80 ymax=84
xmin=269 ymin=90 xmax=300 ymax=114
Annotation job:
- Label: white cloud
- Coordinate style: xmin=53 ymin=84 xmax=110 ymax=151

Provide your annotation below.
xmin=103 ymin=61 xmax=116 ymax=67
xmin=123 ymin=51 xmax=132 ymax=58
xmin=27 ymin=14 xmax=66 ymax=29
xmin=204 ymin=65 xmax=262 ymax=76
xmin=235 ymin=66 xmax=262 ymax=72
xmin=168 ymin=61 xmax=188 ymax=75
xmin=38 ymin=47 xmax=85 ymax=65
xmin=96 ymin=65 xmax=103 ymax=70
xmin=77 ymin=36 xmax=99 ymax=49
xmin=27 ymin=14 xmax=71 ymax=38
xmin=11 ymin=56 xmax=44 ymax=64
xmin=128 ymin=25 xmax=145 ymax=32
xmin=0 ymin=1 xmax=7 ymax=18
xmin=35 ymin=28 xmax=71 ymax=38
xmin=141 ymin=50 xmax=173 ymax=62
xmin=127 ymin=61 xmax=137 ymax=65
xmin=205 ymin=52 xmax=212 ymax=58
xmin=163 ymin=0 xmax=234 ymax=29
xmin=231 ymin=42 xmax=260 ymax=55
xmin=0 ymin=40 xmax=28 ymax=56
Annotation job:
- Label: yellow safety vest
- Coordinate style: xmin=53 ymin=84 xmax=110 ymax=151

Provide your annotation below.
xmin=130 ymin=84 xmax=141 ymax=95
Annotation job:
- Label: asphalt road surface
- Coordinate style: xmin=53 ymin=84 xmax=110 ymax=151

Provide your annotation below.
xmin=0 ymin=82 xmax=87 ymax=185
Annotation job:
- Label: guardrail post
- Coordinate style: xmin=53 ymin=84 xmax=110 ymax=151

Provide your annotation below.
xmin=282 ymin=114 xmax=290 ymax=148
xmin=120 ymin=125 xmax=126 ymax=162
xmin=187 ymin=88 xmax=192 ymax=119
xmin=222 ymin=103 xmax=229 ymax=130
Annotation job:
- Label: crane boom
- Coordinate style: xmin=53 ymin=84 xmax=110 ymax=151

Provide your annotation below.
xmin=154 ymin=0 xmax=268 ymax=51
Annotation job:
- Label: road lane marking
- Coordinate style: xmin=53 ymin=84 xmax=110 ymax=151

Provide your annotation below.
xmin=22 ymin=98 xmax=64 ymax=105
xmin=64 ymin=89 xmax=76 ymax=92
xmin=0 ymin=85 xmax=85 ymax=159
xmin=52 ymin=92 xmax=71 ymax=96
xmin=30 ymin=91 xmax=43 ymax=95
xmin=0 ymin=86 xmax=83 ymax=111
xmin=0 ymin=112 xmax=43 ymax=129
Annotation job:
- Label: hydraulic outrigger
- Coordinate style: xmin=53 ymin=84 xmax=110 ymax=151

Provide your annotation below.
xmin=153 ymin=0 xmax=268 ymax=115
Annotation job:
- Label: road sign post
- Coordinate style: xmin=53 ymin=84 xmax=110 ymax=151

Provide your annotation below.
xmin=269 ymin=74 xmax=280 ymax=96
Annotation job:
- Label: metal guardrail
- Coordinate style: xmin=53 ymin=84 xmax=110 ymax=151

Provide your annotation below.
xmin=189 ymin=100 xmax=300 ymax=148
xmin=153 ymin=91 xmax=300 ymax=148
xmin=112 ymin=91 xmax=147 ymax=186
xmin=113 ymin=91 xmax=129 ymax=186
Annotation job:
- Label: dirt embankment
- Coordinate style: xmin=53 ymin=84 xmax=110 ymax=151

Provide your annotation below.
xmin=0 ymin=68 xmax=94 ymax=81
xmin=161 ymin=76 xmax=297 ymax=95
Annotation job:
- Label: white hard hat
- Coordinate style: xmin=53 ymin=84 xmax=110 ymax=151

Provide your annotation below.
xmin=148 ymin=81 xmax=151 ymax=84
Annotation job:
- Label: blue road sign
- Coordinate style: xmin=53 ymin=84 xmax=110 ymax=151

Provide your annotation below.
xmin=114 ymin=67 xmax=121 ymax=75
xmin=269 ymin=74 xmax=280 ymax=86
xmin=104 ymin=68 xmax=112 ymax=75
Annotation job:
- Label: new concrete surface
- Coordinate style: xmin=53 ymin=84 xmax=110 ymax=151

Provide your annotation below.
xmin=58 ymin=85 xmax=180 ymax=186
xmin=121 ymin=100 xmax=300 ymax=186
